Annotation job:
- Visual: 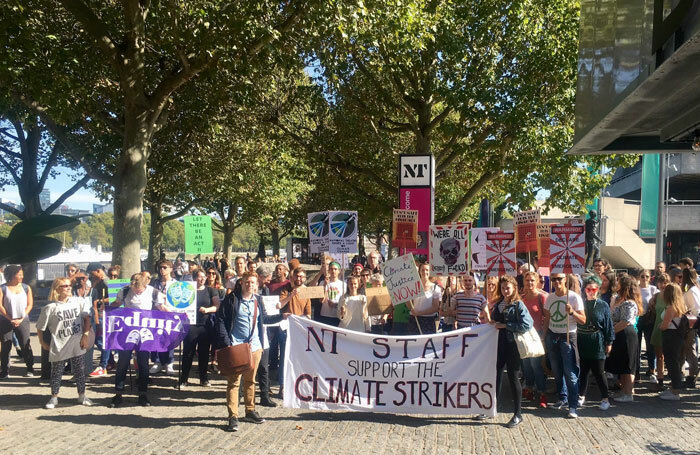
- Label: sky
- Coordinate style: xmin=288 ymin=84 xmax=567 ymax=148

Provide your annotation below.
xmin=0 ymin=166 xmax=104 ymax=211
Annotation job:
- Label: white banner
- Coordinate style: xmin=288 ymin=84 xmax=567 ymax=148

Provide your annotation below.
xmin=283 ymin=316 xmax=498 ymax=416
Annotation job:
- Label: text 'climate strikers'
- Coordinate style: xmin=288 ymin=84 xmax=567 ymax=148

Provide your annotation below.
xmin=292 ymin=326 xmax=494 ymax=410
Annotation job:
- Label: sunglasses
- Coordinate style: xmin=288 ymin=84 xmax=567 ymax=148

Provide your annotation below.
xmin=207 ymin=272 xmax=217 ymax=275
xmin=551 ymin=277 xmax=565 ymax=282
xmin=159 ymin=266 xmax=170 ymax=269
xmin=585 ymin=287 xmax=599 ymax=292
xmin=109 ymin=274 xmax=119 ymax=279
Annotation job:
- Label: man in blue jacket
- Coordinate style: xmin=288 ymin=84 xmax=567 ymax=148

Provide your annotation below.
xmin=215 ymin=271 xmax=283 ymax=432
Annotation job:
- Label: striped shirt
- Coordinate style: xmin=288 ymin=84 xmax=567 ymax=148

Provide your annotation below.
xmin=452 ymin=292 xmax=487 ymax=327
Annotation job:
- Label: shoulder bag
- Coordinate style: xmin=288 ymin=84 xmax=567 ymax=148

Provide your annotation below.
xmin=217 ymin=298 xmax=258 ymax=376
xmin=513 ymin=302 xmax=545 ymax=359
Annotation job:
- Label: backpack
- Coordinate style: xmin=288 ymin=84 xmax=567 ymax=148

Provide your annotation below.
xmin=672 ymin=312 xmax=694 ymax=339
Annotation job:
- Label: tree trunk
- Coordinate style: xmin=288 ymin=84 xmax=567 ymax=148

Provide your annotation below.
xmin=271 ymin=227 xmax=280 ymax=257
xmin=387 ymin=220 xmax=394 ymax=260
xmin=222 ymin=224 xmax=235 ymax=260
xmin=147 ymin=203 xmax=164 ymax=273
xmin=257 ymin=237 xmax=266 ymax=259
xmin=111 ymin=122 xmax=150 ymax=277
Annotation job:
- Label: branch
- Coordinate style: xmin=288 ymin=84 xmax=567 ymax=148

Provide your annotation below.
xmin=161 ymin=198 xmax=201 ymax=223
xmin=58 ymin=0 xmax=122 ymax=68
xmin=438 ymin=139 xmax=511 ymax=222
xmin=0 ymin=128 xmax=19 ymax=142
xmin=353 ymin=57 xmax=409 ymax=115
xmin=0 ymin=153 xmax=21 ymax=186
xmin=425 ymin=106 xmax=452 ymax=134
xmin=0 ymin=144 xmax=23 ymax=160
xmin=436 ymin=127 xmax=491 ymax=177
xmin=44 ymin=174 xmax=91 ymax=214
xmin=0 ymin=201 xmax=24 ymax=219
xmin=38 ymin=142 xmax=62 ymax=190
xmin=246 ymin=0 xmax=307 ymax=56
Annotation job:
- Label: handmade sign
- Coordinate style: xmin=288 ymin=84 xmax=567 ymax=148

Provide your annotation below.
xmin=550 ymin=224 xmax=586 ymax=274
xmin=329 ymin=211 xmax=358 ymax=254
xmin=514 ymin=209 xmax=541 ymax=254
xmin=536 ymin=223 xmax=552 ymax=269
xmin=308 ymin=211 xmax=329 ymax=254
xmin=262 ymin=296 xmax=280 ymax=316
xmin=297 ymin=286 xmax=326 ymax=300
xmin=392 ymin=209 xmax=419 ymax=249
xmin=470 ymin=228 xmax=501 ymax=271
xmin=103 ymin=308 xmax=189 ymax=352
xmin=164 ymin=281 xmax=197 ymax=325
xmin=485 ymin=231 xmax=517 ymax=277
xmin=365 ymin=286 xmax=392 ymax=316
xmin=380 ymin=253 xmax=422 ymax=306
xmin=107 ymin=279 xmax=131 ymax=304
xmin=283 ymin=316 xmax=498 ymax=416
xmin=429 ymin=222 xmax=471 ymax=276
xmin=184 ymin=215 xmax=213 ymax=255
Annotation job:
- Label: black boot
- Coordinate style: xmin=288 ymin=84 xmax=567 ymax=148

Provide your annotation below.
xmin=259 ymin=394 xmax=277 ymax=407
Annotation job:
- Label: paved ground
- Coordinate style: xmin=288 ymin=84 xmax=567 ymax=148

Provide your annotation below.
xmin=1 ymin=313 xmax=699 ymax=454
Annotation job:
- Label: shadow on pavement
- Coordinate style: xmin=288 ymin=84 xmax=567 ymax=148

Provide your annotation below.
xmin=37 ymin=413 xmax=222 ymax=429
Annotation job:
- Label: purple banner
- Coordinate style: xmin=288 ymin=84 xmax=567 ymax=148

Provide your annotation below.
xmin=103 ymin=308 xmax=189 ymax=352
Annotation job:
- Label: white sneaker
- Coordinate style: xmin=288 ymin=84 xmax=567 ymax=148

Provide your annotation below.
xmin=567 ymin=409 xmax=578 ymax=419
xmin=659 ymin=391 xmax=680 ymax=401
xmin=649 ymin=374 xmax=658 ymax=384
xmin=45 ymin=397 xmax=58 ymax=409
xmin=78 ymin=394 xmax=93 ymax=406
xmin=578 ymin=396 xmax=586 ymax=407
xmin=599 ymin=400 xmax=610 ymax=411
xmin=149 ymin=362 xmax=163 ymax=374
xmin=615 ymin=394 xmax=634 ymax=402
xmin=553 ymin=400 xmax=568 ymax=410
xmin=165 ymin=363 xmax=175 ymax=375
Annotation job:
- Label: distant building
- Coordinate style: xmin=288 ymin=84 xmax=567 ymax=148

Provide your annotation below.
xmin=39 ymin=189 xmax=51 ymax=210
xmin=0 ymin=199 xmax=23 ymax=217
xmin=57 ymin=205 xmax=91 ymax=217
xmin=93 ymin=202 xmax=113 ymax=214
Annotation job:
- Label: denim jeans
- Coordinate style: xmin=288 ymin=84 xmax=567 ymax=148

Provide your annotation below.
xmin=278 ymin=329 xmax=288 ymax=388
xmin=115 ymin=349 xmax=151 ymax=393
xmin=150 ymin=349 xmax=174 ymax=365
xmin=546 ymin=331 xmax=580 ymax=410
xmin=522 ymin=355 xmax=546 ymax=393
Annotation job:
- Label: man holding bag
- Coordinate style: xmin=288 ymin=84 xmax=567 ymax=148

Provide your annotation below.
xmin=215 ymin=271 xmax=283 ymax=432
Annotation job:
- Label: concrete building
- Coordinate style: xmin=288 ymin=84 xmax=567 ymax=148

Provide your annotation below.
xmin=39 ymin=189 xmax=51 ymax=210
xmin=93 ymin=202 xmax=114 ymax=214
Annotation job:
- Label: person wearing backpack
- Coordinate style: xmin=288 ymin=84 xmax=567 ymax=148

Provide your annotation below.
xmin=0 ymin=265 xmax=34 ymax=379
xmin=659 ymin=283 xmax=690 ymax=400
xmin=681 ymin=269 xmax=700 ymax=388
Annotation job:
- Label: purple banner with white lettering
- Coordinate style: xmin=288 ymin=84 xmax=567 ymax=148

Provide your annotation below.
xmin=103 ymin=308 xmax=189 ymax=352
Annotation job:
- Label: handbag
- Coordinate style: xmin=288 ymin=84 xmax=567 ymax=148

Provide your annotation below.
xmin=217 ymin=298 xmax=258 ymax=376
xmin=512 ymin=303 xmax=545 ymax=358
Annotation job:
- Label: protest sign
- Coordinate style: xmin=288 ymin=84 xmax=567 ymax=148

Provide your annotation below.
xmin=365 ymin=287 xmax=392 ymax=316
xmin=514 ymin=209 xmax=540 ymax=254
xmin=107 ymin=279 xmax=131 ymax=304
xmin=392 ymin=209 xmax=418 ymax=249
xmin=103 ymin=308 xmax=189 ymax=352
xmin=163 ymin=281 xmax=197 ymax=325
xmin=262 ymin=296 xmax=280 ymax=316
xmin=308 ymin=211 xmax=329 ymax=254
xmin=328 ymin=211 xmax=358 ymax=254
xmin=470 ymin=227 xmax=501 ymax=271
xmin=283 ymin=316 xmax=498 ymax=416
xmin=298 ymin=286 xmax=326 ymax=300
xmin=485 ymin=231 xmax=517 ymax=277
xmin=536 ymin=223 xmax=552 ymax=269
xmin=184 ymin=215 xmax=213 ymax=255
xmin=429 ymin=223 xmax=471 ymax=276
xmin=380 ymin=253 xmax=422 ymax=306
xmin=550 ymin=224 xmax=586 ymax=274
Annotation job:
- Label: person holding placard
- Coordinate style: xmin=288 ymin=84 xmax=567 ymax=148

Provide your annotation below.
xmin=37 ymin=278 xmax=94 ymax=409
xmin=543 ymin=272 xmax=586 ymax=418
xmin=489 ymin=275 xmax=534 ymax=428
xmin=179 ymin=269 xmax=220 ymax=388
xmin=409 ymin=263 xmax=442 ymax=334
xmin=109 ymin=273 xmax=158 ymax=407
xmin=149 ymin=260 xmax=177 ymax=375
xmin=319 ymin=261 xmax=344 ymax=327
xmin=338 ymin=276 xmax=371 ymax=332
xmin=277 ymin=268 xmax=312 ymax=397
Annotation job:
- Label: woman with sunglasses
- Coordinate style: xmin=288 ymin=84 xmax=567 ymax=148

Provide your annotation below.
xmin=205 ymin=268 xmax=225 ymax=299
xmin=577 ymin=275 xmax=614 ymax=411
xmin=36 ymin=278 xmax=93 ymax=408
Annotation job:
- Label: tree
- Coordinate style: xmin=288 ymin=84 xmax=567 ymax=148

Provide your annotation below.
xmin=1 ymin=0 xmax=324 ymax=276
xmin=291 ymin=0 xmax=636 ymax=223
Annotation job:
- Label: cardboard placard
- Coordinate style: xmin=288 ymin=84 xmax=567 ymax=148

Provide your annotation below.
xmin=392 ymin=209 xmax=419 ymax=249
xmin=184 ymin=215 xmax=213 ymax=255
xmin=536 ymin=223 xmax=552 ymax=268
xmin=365 ymin=287 xmax=393 ymax=316
xmin=429 ymin=222 xmax=471 ymax=276
xmin=550 ymin=224 xmax=586 ymax=274
xmin=380 ymin=253 xmax=422 ymax=306
xmin=297 ymin=286 xmax=326 ymax=300
xmin=485 ymin=231 xmax=517 ymax=277
xmin=470 ymin=227 xmax=501 ymax=271
xmin=307 ymin=211 xmax=329 ymax=254
xmin=329 ymin=210 xmax=358 ymax=254
xmin=514 ymin=209 xmax=540 ymax=254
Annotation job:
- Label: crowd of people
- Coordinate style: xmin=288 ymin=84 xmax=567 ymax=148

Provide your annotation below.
xmin=0 ymin=252 xmax=698 ymax=431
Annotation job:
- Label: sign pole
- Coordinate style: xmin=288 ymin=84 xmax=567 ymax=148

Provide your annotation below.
xmin=408 ymin=300 xmax=423 ymax=335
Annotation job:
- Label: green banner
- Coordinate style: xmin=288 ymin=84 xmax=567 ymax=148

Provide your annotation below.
xmin=639 ymin=154 xmax=660 ymax=238
xmin=184 ymin=215 xmax=213 ymax=254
